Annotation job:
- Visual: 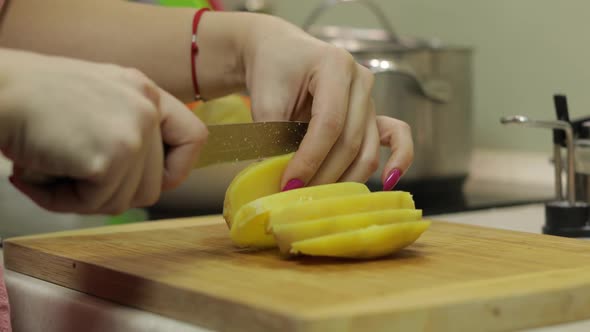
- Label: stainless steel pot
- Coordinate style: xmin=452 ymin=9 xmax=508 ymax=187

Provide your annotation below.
xmin=304 ymin=0 xmax=474 ymax=184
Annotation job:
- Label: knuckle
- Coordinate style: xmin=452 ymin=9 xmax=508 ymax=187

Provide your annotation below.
xmin=320 ymin=115 xmax=345 ymax=137
xmin=136 ymin=101 xmax=159 ymax=129
xmin=117 ymin=133 xmax=143 ymax=155
xmin=343 ymin=137 xmax=362 ymax=156
xmin=192 ymin=120 xmax=209 ymax=146
xmin=83 ymin=154 xmax=110 ymax=179
xmin=122 ymin=67 xmax=161 ymax=109
xmin=334 ymin=47 xmax=354 ymax=64
xmin=122 ymin=67 xmax=149 ymax=84
xmin=298 ymin=155 xmax=322 ymax=177
xmin=324 ymin=45 xmax=356 ymax=74
xmin=397 ymin=119 xmax=412 ymax=133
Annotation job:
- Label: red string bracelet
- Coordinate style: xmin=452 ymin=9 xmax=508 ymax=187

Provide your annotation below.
xmin=191 ymin=8 xmax=210 ymax=100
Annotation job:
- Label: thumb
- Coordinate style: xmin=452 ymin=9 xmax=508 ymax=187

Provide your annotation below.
xmin=159 ymin=90 xmax=208 ymax=191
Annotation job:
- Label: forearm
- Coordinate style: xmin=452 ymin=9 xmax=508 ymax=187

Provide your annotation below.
xmin=0 ymin=0 xmax=245 ymax=101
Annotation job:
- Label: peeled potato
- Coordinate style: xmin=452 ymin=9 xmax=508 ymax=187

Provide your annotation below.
xmin=223 ymin=153 xmax=293 ymax=228
xmin=273 ymin=209 xmax=422 ymax=254
xmin=192 ymin=94 xmax=252 ymax=125
xmin=290 ymin=221 xmax=431 ymax=259
xmin=267 ymin=191 xmax=416 ymax=233
xmin=230 ymin=182 xmax=370 ymax=248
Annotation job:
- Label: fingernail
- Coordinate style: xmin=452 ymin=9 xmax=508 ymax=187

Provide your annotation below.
xmin=383 ymin=169 xmax=402 ymax=191
xmin=282 ymin=179 xmax=304 ymax=192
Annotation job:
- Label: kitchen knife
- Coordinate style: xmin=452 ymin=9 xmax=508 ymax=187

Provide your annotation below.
xmin=194 ymin=121 xmax=308 ymax=168
xmin=20 ymin=121 xmax=308 ymax=185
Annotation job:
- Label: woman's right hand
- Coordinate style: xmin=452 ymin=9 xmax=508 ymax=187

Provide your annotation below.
xmin=0 ymin=49 xmax=208 ymax=215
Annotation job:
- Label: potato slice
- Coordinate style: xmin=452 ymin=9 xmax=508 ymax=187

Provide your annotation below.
xmin=230 ymin=182 xmax=370 ymax=248
xmin=223 ymin=153 xmax=293 ymax=228
xmin=273 ymin=209 xmax=422 ymax=254
xmin=267 ymin=191 xmax=415 ymax=233
xmin=290 ymin=221 xmax=431 ymax=259
xmin=192 ymin=94 xmax=252 ymax=125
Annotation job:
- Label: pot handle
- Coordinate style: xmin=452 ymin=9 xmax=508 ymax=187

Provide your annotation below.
xmin=302 ymin=0 xmax=399 ymax=42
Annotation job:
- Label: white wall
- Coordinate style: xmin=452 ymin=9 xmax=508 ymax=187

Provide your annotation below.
xmin=262 ymin=0 xmax=590 ymax=153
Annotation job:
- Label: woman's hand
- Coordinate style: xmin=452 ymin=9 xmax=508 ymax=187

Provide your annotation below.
xmin=0 ymin=49 xmax=208 ymax=214
xmin=197 ymin=13 xmax=414 ymax=191
xmin=0 ymin=2 xmax=414 ymax=191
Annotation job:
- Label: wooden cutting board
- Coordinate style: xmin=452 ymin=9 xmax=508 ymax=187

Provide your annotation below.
xmin=5 ymin=215 xmax=590 ymax=332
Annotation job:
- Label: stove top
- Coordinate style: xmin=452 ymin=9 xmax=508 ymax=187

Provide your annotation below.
xmin=148 ymin=175 xmax=554 ymax=220
xmin=366 ymin=176 xmax=553 ymax=216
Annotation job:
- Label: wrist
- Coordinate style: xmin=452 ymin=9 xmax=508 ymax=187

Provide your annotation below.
xmin=195 ymin=12 xmax=248 ymax=99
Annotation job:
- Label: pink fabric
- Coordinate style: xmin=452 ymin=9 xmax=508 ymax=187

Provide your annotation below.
xmin=0 ymin=268 xmax=10 ymax=332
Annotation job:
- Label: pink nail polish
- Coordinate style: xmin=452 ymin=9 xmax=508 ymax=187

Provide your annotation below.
xmin=282 ymin=179 xmax=304 ymax=192
xmin=383 ymin=169 xmax=402 ymax=191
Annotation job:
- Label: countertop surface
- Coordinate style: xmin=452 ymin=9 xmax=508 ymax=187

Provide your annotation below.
xmin=3 ymin=149 xmax=589 ymax=331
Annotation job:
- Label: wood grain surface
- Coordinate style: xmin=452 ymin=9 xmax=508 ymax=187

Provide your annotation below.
xmin=5 ymin=215 xmax=590 ymax=332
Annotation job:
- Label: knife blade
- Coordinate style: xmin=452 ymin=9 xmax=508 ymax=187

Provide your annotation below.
xmin=20 ymin=121 xmax=308 ymax=185
xmin=195 ymin=121 xmax=308 ymax=168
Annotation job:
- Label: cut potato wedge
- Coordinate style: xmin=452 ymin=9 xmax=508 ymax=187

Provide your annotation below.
xmin=230 ymin=182 xmax=370 ymax=248
xmin=223 ymin=153 xmax=293 ymax=228
xmin=290 ymin=221 xmax=431 ymax=259
xmin=267 ymin=191 xmax=415 ymax=233
xmin=273 ymin=209 xmax=422 ymax=254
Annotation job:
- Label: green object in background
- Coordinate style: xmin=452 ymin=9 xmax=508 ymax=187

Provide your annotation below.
xmin=157 ymin=0 xmax=211 ymax=8
xmin=107 ymin=209 xmax=149 ymax=225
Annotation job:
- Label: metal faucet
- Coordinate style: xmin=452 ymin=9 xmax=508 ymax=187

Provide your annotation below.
xmin=500 ymin=115 xmax=575 ymax=206
xmin=501 ymin=95 xmax=590 ymax=238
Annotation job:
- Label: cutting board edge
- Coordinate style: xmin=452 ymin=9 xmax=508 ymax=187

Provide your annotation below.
xmin=8 ymin=239 xmax=590 ymax=332
xmin=3 ymin=242 xmax=309 ymax=332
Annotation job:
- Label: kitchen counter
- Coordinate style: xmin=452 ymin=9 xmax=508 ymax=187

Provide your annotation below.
xmin=3 ymin=203 xmax=590 ymax=332
xmin=2 ymin=148 xmax=587 ymax=331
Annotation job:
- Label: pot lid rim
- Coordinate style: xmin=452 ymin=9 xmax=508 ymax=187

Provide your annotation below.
xmin=307 ymin=24 xmax=472 ymax=51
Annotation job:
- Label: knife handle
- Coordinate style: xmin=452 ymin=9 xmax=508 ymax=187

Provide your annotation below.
xmin=18 ymin=142 xmax=170 ymax=186
xmin=18 ymin=170 xmax=68 ymax=186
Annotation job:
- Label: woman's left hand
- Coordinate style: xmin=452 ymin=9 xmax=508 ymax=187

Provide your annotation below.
xmin=238 ymin=14 xmax=414 ymax=191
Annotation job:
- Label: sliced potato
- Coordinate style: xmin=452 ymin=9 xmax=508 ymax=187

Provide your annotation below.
xmin=223 ymin=153 xmax=293 ymax=228
xmin=267 ymin=191 xmax=415 ymax=233
xmin=273 ymin=209 xmax=422 ymax=254
xmin=290 ymin=221 xmax=431 ymax=259
xmin=230 ymin=182 xmax=370 ymax=248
